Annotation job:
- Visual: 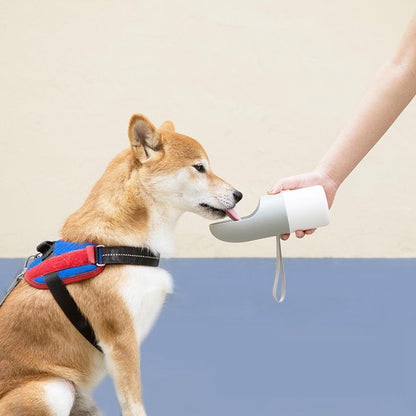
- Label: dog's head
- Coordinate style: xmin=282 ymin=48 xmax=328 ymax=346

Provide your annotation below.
xmin=128 ymin=114 xmax=242 ymax=220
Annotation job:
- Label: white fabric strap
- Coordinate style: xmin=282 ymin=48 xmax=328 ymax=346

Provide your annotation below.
xmin=272 ymin=236 xmax=286 ymax=302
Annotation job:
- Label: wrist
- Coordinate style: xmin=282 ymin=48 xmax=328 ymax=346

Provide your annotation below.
xmin=313 ymin=165 xmax=340 ymax=209
xmin=315 ymin=163 xmax=341 ymax=191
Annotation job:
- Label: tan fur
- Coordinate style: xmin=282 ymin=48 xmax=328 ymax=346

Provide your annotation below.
xmin=0 ymin=114 xmax=240 ymax=416
xmin=0 ymin=378 xmax=66 ymax=415
xmin=159 ymin=120 xmax=175 ymax=132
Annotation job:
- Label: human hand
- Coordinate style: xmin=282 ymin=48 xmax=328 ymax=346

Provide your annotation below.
xmin=268 ymin=170 xmax=338 ymax=240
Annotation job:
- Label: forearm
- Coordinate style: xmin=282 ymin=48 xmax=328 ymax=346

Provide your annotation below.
xmin=317 ymin=61 xmax=416 ymax=186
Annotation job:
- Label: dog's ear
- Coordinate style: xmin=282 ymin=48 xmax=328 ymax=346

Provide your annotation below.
xmin=128 ymin=114 xmax=162 ymax=163
xmin=160 ymin=120 xmax=175 ymax=132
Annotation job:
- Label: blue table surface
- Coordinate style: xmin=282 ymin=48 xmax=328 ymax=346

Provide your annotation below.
xmin=1 ymin=257 xmax=415 ymax=416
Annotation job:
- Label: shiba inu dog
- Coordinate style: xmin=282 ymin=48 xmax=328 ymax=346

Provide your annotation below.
xmin=0 ymin=114 xmax=242 ymax=416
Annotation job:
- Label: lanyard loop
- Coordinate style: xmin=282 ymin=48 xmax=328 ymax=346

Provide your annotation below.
xmin=272 ymin=236 xmax=286 ymax=302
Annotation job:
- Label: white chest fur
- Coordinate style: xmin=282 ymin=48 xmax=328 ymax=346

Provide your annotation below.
xmin=118 ymin=265 xmax=174 ymax=343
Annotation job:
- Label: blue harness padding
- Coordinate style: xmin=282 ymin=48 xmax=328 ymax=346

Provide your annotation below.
xmin=25 ymin=240 xmax=103 ymax=289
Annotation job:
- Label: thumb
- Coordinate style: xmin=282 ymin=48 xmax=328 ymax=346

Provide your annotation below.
xmin=268 ymin=181 xmax=283 ymax=195
xmin=268 ymin=176 xmax=301 ymax=194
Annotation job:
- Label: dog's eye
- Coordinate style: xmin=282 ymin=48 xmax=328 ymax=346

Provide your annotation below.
xmin=193 ymin=164 xmax=206 ymax=173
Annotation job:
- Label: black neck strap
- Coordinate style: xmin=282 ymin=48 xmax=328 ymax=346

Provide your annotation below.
xmin=94 ymin=245 xmax=160 ymax=267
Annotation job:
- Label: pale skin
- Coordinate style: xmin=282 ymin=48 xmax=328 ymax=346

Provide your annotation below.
xmin=269 ymin=10 xmax=416 ymax=239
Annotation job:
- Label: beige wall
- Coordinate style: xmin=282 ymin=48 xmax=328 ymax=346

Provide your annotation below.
xmin=1 ymin=1 xmax=415 ymax=258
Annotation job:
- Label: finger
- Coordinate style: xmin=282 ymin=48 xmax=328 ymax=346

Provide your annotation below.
xmin=280 ymin=234 xmax=290 ymax=240
xmin=268 ymin=182 xmax=283 ymax=195
xmin=269 ymin=176 xmax=303 ymax=195
xmin=304 ymin=229 xmax=316 ymax=235
xmin=295 ymin=230 xmax=305 ymax=238
xmin=268 ymin=179 xmax=292 ymax=194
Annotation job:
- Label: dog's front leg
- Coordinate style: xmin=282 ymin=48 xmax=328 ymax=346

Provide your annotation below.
xmin=90 ymin=269 xmax=171 ymax=415
xmin=103 ymin=331 xmax=147 ymax=416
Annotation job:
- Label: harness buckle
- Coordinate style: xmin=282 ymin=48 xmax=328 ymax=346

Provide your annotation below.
xmin=95 ymin=245 xmax=105 ymax=267
xmin=85 ymin=245 xmax=106 ymax=266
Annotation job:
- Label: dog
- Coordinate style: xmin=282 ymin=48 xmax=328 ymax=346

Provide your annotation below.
xmin=0 ymin=114 xmax=242 ymax=416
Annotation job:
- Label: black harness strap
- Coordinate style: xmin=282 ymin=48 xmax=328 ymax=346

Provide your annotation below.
xmin=94 ymin=246 xmax=160 ymax=267
xmin=45 ymin=272 xmax=103 ymax=353
xmin=43 ymin=245 xmax=160 ymax=354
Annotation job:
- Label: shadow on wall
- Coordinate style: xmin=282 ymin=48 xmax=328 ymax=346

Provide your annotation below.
xmin=1 ymin=257 xmax=416 ymax=416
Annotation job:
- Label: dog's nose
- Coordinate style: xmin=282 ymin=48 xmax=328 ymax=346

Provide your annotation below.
xmin=233 ymin=190 xmax=243 ymax=203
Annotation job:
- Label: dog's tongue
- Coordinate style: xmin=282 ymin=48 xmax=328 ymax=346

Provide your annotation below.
xmin=226 ymin=208 xmax=241 ymax=221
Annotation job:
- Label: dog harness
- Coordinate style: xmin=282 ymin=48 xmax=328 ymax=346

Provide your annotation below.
xmin=2 ymin=240 xmax=160 ymax=353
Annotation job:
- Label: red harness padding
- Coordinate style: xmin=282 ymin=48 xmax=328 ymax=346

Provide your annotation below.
xmin=25 ymin=245 xmax=105 ymax=289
